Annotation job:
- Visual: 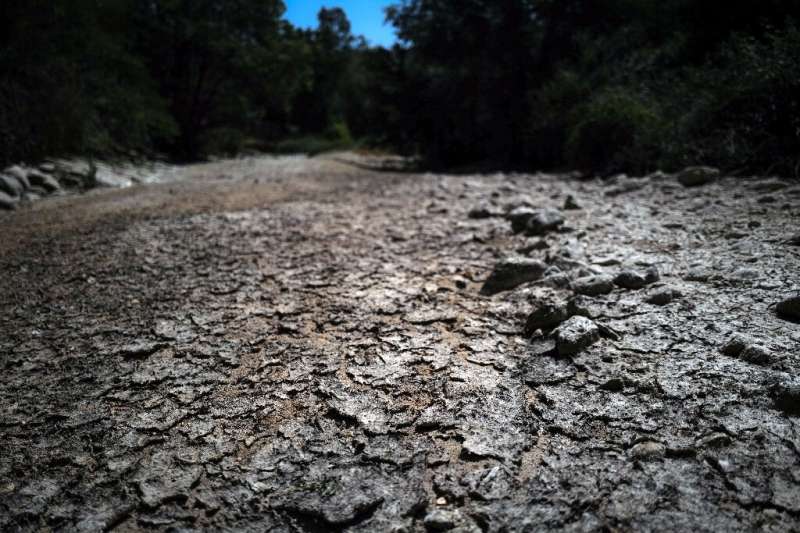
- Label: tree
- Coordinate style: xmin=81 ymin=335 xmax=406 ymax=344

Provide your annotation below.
xmin=133 ymin=0 xmax=289 ymax=158
xmin=289 ymin=8 xmax=357 ymax=136
xmin=0 ymin=0 xmax=174 ymax=166
xmin=386 ymin=0 xmax=540 ymax=166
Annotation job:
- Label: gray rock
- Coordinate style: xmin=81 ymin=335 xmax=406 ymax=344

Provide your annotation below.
xmin=599 ymin=377 xmax=625 ymax=392
xmin=0 ymin=190 xmax=17 ymax=210
xmin=695 ymin=432 xmax=732 ymax=448
xmin=720 ymin=333 xmax=757 ymax=357
xmin=5 ymin=165 xmax=30 ymax=189
xmin=114 ymin=341 xmax=166 ymax=359
xmin=462 ymin=466 xmax=512 ymax=501
xmin=750 ymin=178 xmax=789 ymax=193
xmin=506 ymin=207 xmax=537 ymax=234
xmin=525 ymin=208 xmax=565 ymax=236
xmin=461 ymin=433 xmax=506 ymax=461
xmin=564 ymin=195 xmax=581 ymax=210
xmin=605 ymin=176 xmax=646 ymax=197
xmin=468 ymin=203 xmax=501 ymax=219
xmin=406 ymin=310 xmax=458 ymax=325
xmin=555 ymin=316 xmax=600 ymax=356
xmin=27 ymin=170 xmax=60 ymax=192
xmin=572 ymin=275 xmax=615 ymax=296
xmin=0 ymin=175 xmax=24 ymax=197
xmin=480 ymin=257 xmax=547 ymax=295
xmin=776 ymin=296 xmax=800 ymax=323
xmin=525 ymin=301 xmax=569 ymax=335
xmin=516 ymin=238 xmax=549 ymax=255
xmin=541 ymin=272 xmax=572 ymax=289
xmin=720 ymin=333 xmax=774 ymax=365
xmin=740 ymin=345 xmax=773 ymax=365
xmin=567 ymin=295 xmax=594 ymax=318
xmin=684 ymin=268 xmax=711 ymax=282
xmin=771 ymin=378 xmax=800 ymax=415
xmin=645 ymin=286 xmax=681 ymax=305
xmin=614 ymin=267 xmax=659 ymax=290
xmin=676 ymin=166 xmax=720 ymax=187
xmin=629 ymin=441 xmax=666 ymax=460
xmin=424 ymin=509 xmax=457 ymax=531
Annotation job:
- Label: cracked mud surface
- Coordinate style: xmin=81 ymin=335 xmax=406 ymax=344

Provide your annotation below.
xmin=1 ymin=156 xmax=799 ymax=532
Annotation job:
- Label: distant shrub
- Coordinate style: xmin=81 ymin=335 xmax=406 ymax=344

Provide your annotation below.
xmin=687 ymin=25 xmax=800 ymax=176
xmin=527 ymin=70 xmax=591 ymax=167
xmin=565 ymin=88 xmax=662 ymax=174
xmin=200 ymin=128 xmax=252 ymax=158
xmin=326 ymin=120 xmax=354 ymax=144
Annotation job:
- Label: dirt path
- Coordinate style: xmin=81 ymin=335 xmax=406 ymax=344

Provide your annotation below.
xmin=1 ymin=155 xmax=799 ymax=532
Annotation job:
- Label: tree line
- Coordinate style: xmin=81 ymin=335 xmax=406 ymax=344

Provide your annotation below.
xmin=2 ymin=1 xmax=799 ymax=176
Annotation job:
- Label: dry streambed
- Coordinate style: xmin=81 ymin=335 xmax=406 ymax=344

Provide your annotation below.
xmin=1 ymin=159 xmax=799 ymax=532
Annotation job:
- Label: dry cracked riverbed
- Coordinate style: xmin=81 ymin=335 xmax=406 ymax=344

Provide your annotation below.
xmin=1 ymin=155 xmax=799 ymax=532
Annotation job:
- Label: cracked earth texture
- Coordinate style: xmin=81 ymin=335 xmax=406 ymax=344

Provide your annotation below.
xmin=1 ymin=155 xmax=799 ymax=532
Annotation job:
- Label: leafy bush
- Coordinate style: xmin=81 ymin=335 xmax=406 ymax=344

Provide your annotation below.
xmin=686 ymin=25 xmax=800 ymax=175
xmin=565 ymin=89 xmax=662 ymax=174
xmin=527 ymin=70 xmax=592 ymax=168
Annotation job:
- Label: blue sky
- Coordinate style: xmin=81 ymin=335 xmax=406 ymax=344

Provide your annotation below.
xmin=284 ymin=1 xmax=397 ymax=47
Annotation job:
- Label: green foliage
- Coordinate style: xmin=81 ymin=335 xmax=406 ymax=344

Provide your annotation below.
xmin=527 ymin=70 xmax=590 ymax=167
xmin=566 ymin=89 xmax=662 ymax=173
xmin=272 ymin=119 xmax=358 ymax=155
xmin=132 ymin=0 xmax=290 ymax=159
xmin=385 ymin=0 xmax=800 ymax=176
xmin=3 ymin=0 xmax=799 ymax=177
xmin=0 ymin=0 xmax=176 ymax=165
xmin=680 ymin=25 xmax=800 ymax=175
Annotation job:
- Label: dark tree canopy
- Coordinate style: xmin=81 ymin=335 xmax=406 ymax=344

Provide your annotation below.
xmin=1 ymin=0 xmax=799 ymax=176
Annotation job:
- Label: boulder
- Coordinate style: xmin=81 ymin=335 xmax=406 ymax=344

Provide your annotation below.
xmin=645 ymin=286 xmax=681 ymax=306
xmin=720 ymin=333 xmax=757 ymax=357
xmin=5 ymin=165 xmax=30 ymax=189
xmin=524 ymin=208 xmax=565 ymax=236
xmin=0 ymin=190 xmax=17 ymax=210
xmin=776 ymin=296 xmax=800 ymax=323
xmin=525 ymin=301 xmax=569 ymax=335
xmin=750 ymin=178 xmax=788 ymax=193
xmin=629 ymin=441 xmax=666 ymax=461
xmin=740 ymin=345 xmax=773 ymax=365
xmin=468 ymin=203 xmax=502 ymax=219
xmin=605 ymin=176 xmax=646 ymax=196
xmin=481 ymin=257 xmax=547 ymax=296
xmin=0 ymin=174 xmax=24 ymax=197
xmin=563 ymin=195 xmax=581 ymax=210
xmin=27 ymin=170 xmax=60 ymax=192
xmin=423 ymin=509 xmax=457 ymax=531
xmin=771 ymin=378 xmax=800 ymax=415
xmin=614 ymin=267 xmax=660 ymax=290
xmin=506 ymin=207 xmax=537 ymax=234
xmin=676 ymin=166 xmax=720 ymax=187
xmin=505 ymin=207 xmax=564 ymax=236
xmin=721 ymin=333 xmax=773 ymax=365
xmin=572 ymin=275 xmax=615 ymax=296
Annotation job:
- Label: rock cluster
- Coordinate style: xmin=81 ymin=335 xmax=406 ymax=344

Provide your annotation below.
xmin=0 ymin=162 xmax=96 ymax=210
